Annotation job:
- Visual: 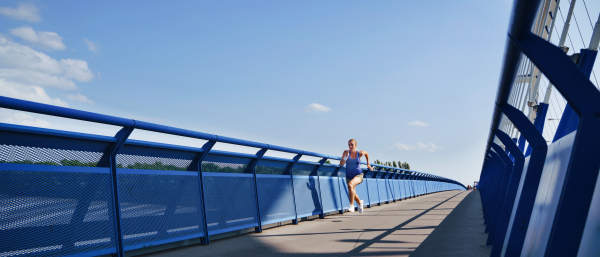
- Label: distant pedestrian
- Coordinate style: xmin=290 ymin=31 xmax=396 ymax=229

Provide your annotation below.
xmin=340 ymin=139 xmax=373 ymax=213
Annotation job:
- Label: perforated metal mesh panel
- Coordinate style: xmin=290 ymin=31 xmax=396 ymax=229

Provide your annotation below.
xmin=293 ymin=175 xmax=322 ymax=217
xmin=0 ymin=166 xmax=116 ymax=257
xmin=394 ymin=179 xmax=402 ymax=199
xmin=203 ymin=173 xmax=258 ymax=235
xmin=116 ymin=154 xmax=192 ymax=171
xmin=0 ymin=145 xmax=103 ymax=167
xmin=319 ymin=176 xmax=341 ymax=213
xmin=202 ymin=161 xmax=248 ymax=173
xmin=366 ymin=178 xmax=379 ymax=205
xmin=339 ymin=175 xmax=351 ymax=208
xmin=117 ymin=169 xmax=204 ymax=250
xmin=377 ymin=179 xmax=387 ymax=203
xmin=255 ymin=165 xmax=285 ymax=175
xmin=386 ymin=179 xmax=394 ymax=201
xmin=256 ymin=174 xmax=295 ymax=225
xmin=292 ymin=163 xmax=315 ymax=176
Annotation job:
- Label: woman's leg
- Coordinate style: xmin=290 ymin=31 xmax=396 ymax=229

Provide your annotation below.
xmin=348 ymin=183 xmax=356 ymax=206
xmin=348 ymin=176 xmax=362 ymax=205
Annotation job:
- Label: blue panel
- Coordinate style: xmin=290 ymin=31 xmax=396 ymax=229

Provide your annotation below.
xmin=339 ymin=176 xmax=350 ymax=208
xmin=407 ymin=180 xmax=414 ymax=197
xmin=394 ymin=179 xmax=402 ymax=199
xmin=293 ymin=175 xmax=322 ymax=217
xmin=0 ymin=165 xmax=117 ymax=257
xmin=502 ymin=156 xmax=531 ymax=256
xmin=116 ymin=169 xmax=204 ymax=250
xmin=256 ymin=174 xmax=295 ymax=225
xmin=202 ymin=173 xmax=258 ymax=235
xmin=521 ymin=132 xmax=576 ymax=256
xmin=319 ymin=176 xmax=341 ymax=213
xmin=377 ymin=179 xmax=387 ymax=203
xmin=366 ymin=178 xmax=379 ymax=205
xmin=579 ymin=159 xmax=600 ymax=256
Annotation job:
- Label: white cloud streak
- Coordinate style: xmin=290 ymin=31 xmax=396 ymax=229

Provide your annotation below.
xmin=66 ymin=93 xmax=94 ymax=104
xmin=391 ymin=142 xmax=444 ymax=153
xmin=83 ymin=38 xmax=100 ymax=53
xmin=10 ymin=27 xmax=66 ymax=50
xmin=0 ymin=3 xmax=41 ymax=22
xmin=408 ymin=120 xmax=428 ymax=126
xmin=0 ymin=111 xmax=52 ymax=128
xmin=0 ymin=79 xmax=68 ymax=106
xmin=304 ymin=103 xmax=331 ymax=113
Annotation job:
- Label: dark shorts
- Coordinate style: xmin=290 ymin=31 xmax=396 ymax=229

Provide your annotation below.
xmin=347 ymin=173 xmax=364 ymax=185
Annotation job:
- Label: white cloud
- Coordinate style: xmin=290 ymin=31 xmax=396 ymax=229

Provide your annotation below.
xmin=83 ymin=38 xmax=100 ymax=53
xmin=0 ymin=69 xmax=76 ymax=89
xmin=392 ymin=142 xmax=444 ymax=153
xmin=10 ymin=27 xmax=66 ymax=50
xmin=408 ymin=120 xmax=428 ymax=126
xmin=0 ymin=111 xmax=52 ymax=128
xmin=0 ymin=34 xmax=94 ymax=108
xmin=0 ymin=3 xmax=41 ymax=23
xmin=304 ymin=103 xmax=331 ymax=113
xmin=66 ymin=93 xmax=94 ymax=104
xmin=0 ymin=79 xmax=68 ymax=106
xmin=0 ymin=34 xmax=93 ymax=91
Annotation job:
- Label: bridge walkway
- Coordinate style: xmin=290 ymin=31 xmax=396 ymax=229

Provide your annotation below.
xmin=141 ymin=190 xmax=486 ymax=257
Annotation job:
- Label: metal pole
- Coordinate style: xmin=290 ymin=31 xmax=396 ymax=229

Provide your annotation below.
xmin=543 ymin=0 xmax=577 ymax=104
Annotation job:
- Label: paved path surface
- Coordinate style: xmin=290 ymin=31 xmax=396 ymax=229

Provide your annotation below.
xmin=411 ymin=190 xmax=491 ymax=257
xmin=142 ymin=190 xmax=487 ymax=257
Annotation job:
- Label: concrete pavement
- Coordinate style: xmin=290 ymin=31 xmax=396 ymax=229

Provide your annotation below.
xmin=140 ymin=190 xmax=487 ymax=257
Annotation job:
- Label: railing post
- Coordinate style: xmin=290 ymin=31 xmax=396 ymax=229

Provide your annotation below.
xmin=187 ymin=140 xmax=216 ymax=245
xmin=101 ymin=125 xmax=134 ymax=257
xmin=490 ymin=129 xmax=525 ymax=257
xmin=312 ymin=157 xmax=329 ymax=219
xmin=487 ymin=143 xmax=514 ymax=243
xmin=283 ymin=154 xmax=303 ymax=224
xmin=332 ymin=166 xmax=344 ymax=214
xmin=499 ymin=104 xmax=547 ymax=256
xmin=244 ymin=148 xmax=268 ymax=233
xmin=510 ymin=19 xmax=600 ymax=256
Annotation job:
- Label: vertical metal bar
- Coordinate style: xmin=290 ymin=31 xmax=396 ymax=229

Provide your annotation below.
xmin=332 ymin=166 xmax=344 ymax=214
xmin=102 ymin=126 xmax=134 ymax=257
xmin=187 ymin=140 xmax=216 ymax=245
xmin=244 ymin=148 xmax=268 ymax=233
xmin=312 ymin=158 xmax=328 ymax=219
xmin=284 ymin=154 xmax=302 ymax=225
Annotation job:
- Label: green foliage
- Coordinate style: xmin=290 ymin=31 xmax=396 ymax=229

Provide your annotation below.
xmin=202 ymin=162 xmax=246 ymax=173
xmin=0 ymin=160 xmax=61 ymax=166
xmin=119 ymin=161 xmax=187 ymax=171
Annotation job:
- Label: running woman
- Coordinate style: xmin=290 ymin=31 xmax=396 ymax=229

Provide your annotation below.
xmin=339 ymin=139 xmax=372 ymax=213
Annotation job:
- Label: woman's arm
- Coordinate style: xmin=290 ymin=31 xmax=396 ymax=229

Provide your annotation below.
xmin=339 ymin=150 xmax=349 ymax=167
xmin=362 ymin=151 xmax=373 ymax=171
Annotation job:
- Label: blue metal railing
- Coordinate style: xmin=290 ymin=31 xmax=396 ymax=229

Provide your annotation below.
xmin=0 ymin=95 xmax=464 ymax=257
xmin=479 ymin=0 xmax=600 ymax=256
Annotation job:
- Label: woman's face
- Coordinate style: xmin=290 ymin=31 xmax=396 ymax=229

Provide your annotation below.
xmin=348 ymin=141 xmax=357 ymax=151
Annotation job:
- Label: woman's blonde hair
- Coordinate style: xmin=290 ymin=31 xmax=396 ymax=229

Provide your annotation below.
xmin=348 ymin=139 xmax=357 ymax=145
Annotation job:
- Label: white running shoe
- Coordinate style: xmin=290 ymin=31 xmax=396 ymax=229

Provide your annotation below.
xmin=359 ymin=200 xmax=364 ymax=213
xmin=348 ymin=204 xmax=355 ymax=212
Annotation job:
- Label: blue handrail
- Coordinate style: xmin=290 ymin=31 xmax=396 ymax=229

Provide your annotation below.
xmin=0 ymin=95 xmax=462 ymax=184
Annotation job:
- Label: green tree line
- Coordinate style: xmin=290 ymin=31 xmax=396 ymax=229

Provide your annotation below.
xmin=373 ymin=159 xmax=410 ymax=170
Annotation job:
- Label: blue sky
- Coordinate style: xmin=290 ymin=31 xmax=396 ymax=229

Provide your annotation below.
xmin=0 ymin=1 xmax=598 ymax=186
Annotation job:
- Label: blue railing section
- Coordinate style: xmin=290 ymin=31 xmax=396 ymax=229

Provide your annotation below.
xmin=0 ymin=96 xmax=465 ymax=257
xmin=479 ymin=0 xmax=600 ymax=256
